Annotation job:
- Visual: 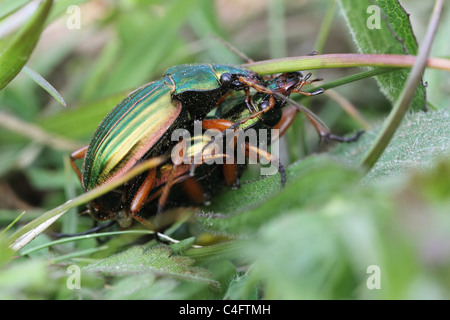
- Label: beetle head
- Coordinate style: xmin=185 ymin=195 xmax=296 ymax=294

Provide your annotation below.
xmin=88 ymin=193 xmax=133 ymax=229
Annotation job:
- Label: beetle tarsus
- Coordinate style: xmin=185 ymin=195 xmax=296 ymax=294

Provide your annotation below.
xmin=321 ymin=129 xmax=365 ymax=144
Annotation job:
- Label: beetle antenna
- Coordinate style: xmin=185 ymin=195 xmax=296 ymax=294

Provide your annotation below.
xmin=188 ymin=79 xmax=362 ymax=177
xmin=272 ymin=92 xmax=365 ymax=143
xmin=188 ymin=85 xmax=329 ymax=176
xmin=271 ymin=91 xmax=331 ymax=138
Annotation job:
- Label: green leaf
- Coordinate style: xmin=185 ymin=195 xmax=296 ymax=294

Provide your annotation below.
xmin=99 ymin=0 xmax=202 ymax=95
xmin=103 ymin=274 xmax=178 ymax=300
xmin=333 ymin=107 xmax=450 ymax=184
xmin=169 ymin=237 xmax=196 ymax=255
xmin=247 ymin=156 xmax=450 ymax=299
xmin=46 ymin=0 xmax=90 ymax=24
xmin=22 ymin=66 xmax=66 ymax=106
xmin=8 ymin=157 xmax=167 ymax=252
xmin=0 ymin=259 xmax=50 ymax=299
xmin=36 ymin=91 xmax=127 ymax=140
xmin=0 ymin=0 xmax=32 ymax=20
xmin=224 ymin=275 xmax=258 ymax=300
xmin=84 ymin=246 xmax=219 ymax=288
xmin=0 ymin=235 xmax=14 ymax=266
xmin=198 ymin=106 xmax=449 ymax=236
xmin=197 ymin=155 xmax=362 ymax=236
xmin=424 ymin=4 xmax=450 ymax=109
xmin=338 ymin=0 xmax=426 ymax=110
xmin=0 ymin=0 xmax=53 ymax=90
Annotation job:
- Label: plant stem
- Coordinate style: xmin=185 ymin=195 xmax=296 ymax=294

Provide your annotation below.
xmin=244 ymin=53 xmax=450 ymax=75
xmin=19 ymin=230 xmax=155 ymax=256
xmin=184 ymin=240 xmax=248 ymax=261
xmin=361 ymin=0 xmax=444 ymax=171
xmin=0 ymin=111 xmax=83 ymax=151
xmin=320 ymin=68 xmax=394 ymax=91
xmin=8 ymin=156 xmax=168 ymax=251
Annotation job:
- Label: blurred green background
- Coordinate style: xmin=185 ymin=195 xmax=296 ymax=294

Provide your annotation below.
xmin=0 ymin=0 xmax=394 ymax=217
xmin=0 ymin=0 xmax=449 ymax=300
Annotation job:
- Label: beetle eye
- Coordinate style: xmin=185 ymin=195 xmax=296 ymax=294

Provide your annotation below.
xmin=220 ymin=73 xmax=233 ymax=86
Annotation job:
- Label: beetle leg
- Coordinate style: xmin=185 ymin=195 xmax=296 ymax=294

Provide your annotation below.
xmin=244 ymin=88 xmax=255 ymax=113
xmin=215 ymin=91 xmax=234 ymax=108
xmin=157 ymin=167 xmax=177 ymax=214
xmin=270 ymin=91 xmax=364 ymax=144
xmin=293 ymin=88 xmax=324 ymax=97
xmin=188 ymin=116 xmax=248 ymax=177
xmin=290 ymin=72 xmax=324 ymax=96
xmin=273 ymin=105 xmax=299 ymax=139
xmin=154 ymin=138 xmax=200 ymax=213
xmin=179 ymin=176 xmax=206 ymax=203
xmin=132 ymin=213 xmax=157 ymax=230
xmin=197 ymin=119 xmax=240 ymax=186
xmin=201 ymin=118 xmax=235 ymax=131
xmin=238 ymin=76 xmax=276 ymax=96
xmin=322 ymin=129 xmax=365 ymax=144
xmin=227 ymin=104 xmax=272 ymax=130
xmin=235 ymin=75 xmax=326 ymax=134
xmin=155 ymin=161 xmax=220 ymax=214
xmin=129 ymin=169 xmax=156 ymax=214
xmin=145 ymin=158 xmax=226 ymax=206
xmin=70 ymin=145 xmax=89 ymax=182
xmin=201 ymin=119 xmax=243 ymax=188
xmin=222 ymin=163 xmax=240 ymax=187
xmin=201 ymin=119 xmax=239 ymax=155
xmin=243 ymin=142 xmax=286 ymax=187
xmin=239 ymin=76 xmax=280 ymax=112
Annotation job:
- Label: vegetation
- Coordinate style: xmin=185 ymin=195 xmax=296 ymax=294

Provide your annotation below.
xmin=0 ymin=0 xmax=449 ymax=299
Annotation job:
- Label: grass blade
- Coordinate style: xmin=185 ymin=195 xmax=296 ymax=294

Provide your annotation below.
xmin=7 ymin=155 xmax=168 ymax=251
xmin=361 ymin=0 xmax=444 ymax=170
xmin=22 ymin=66 xmax=66 ymax=107
xmin=0 ymin=0 xmax=53 ymax=90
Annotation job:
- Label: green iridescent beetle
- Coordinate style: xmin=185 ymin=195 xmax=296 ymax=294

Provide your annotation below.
xmin=69 ymin=63 xmax=295 ymax=228
xmin=109 ymin=72 xmax=320 ymax=225
xmin=126 ymin=71 xmax=363 ymax=225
